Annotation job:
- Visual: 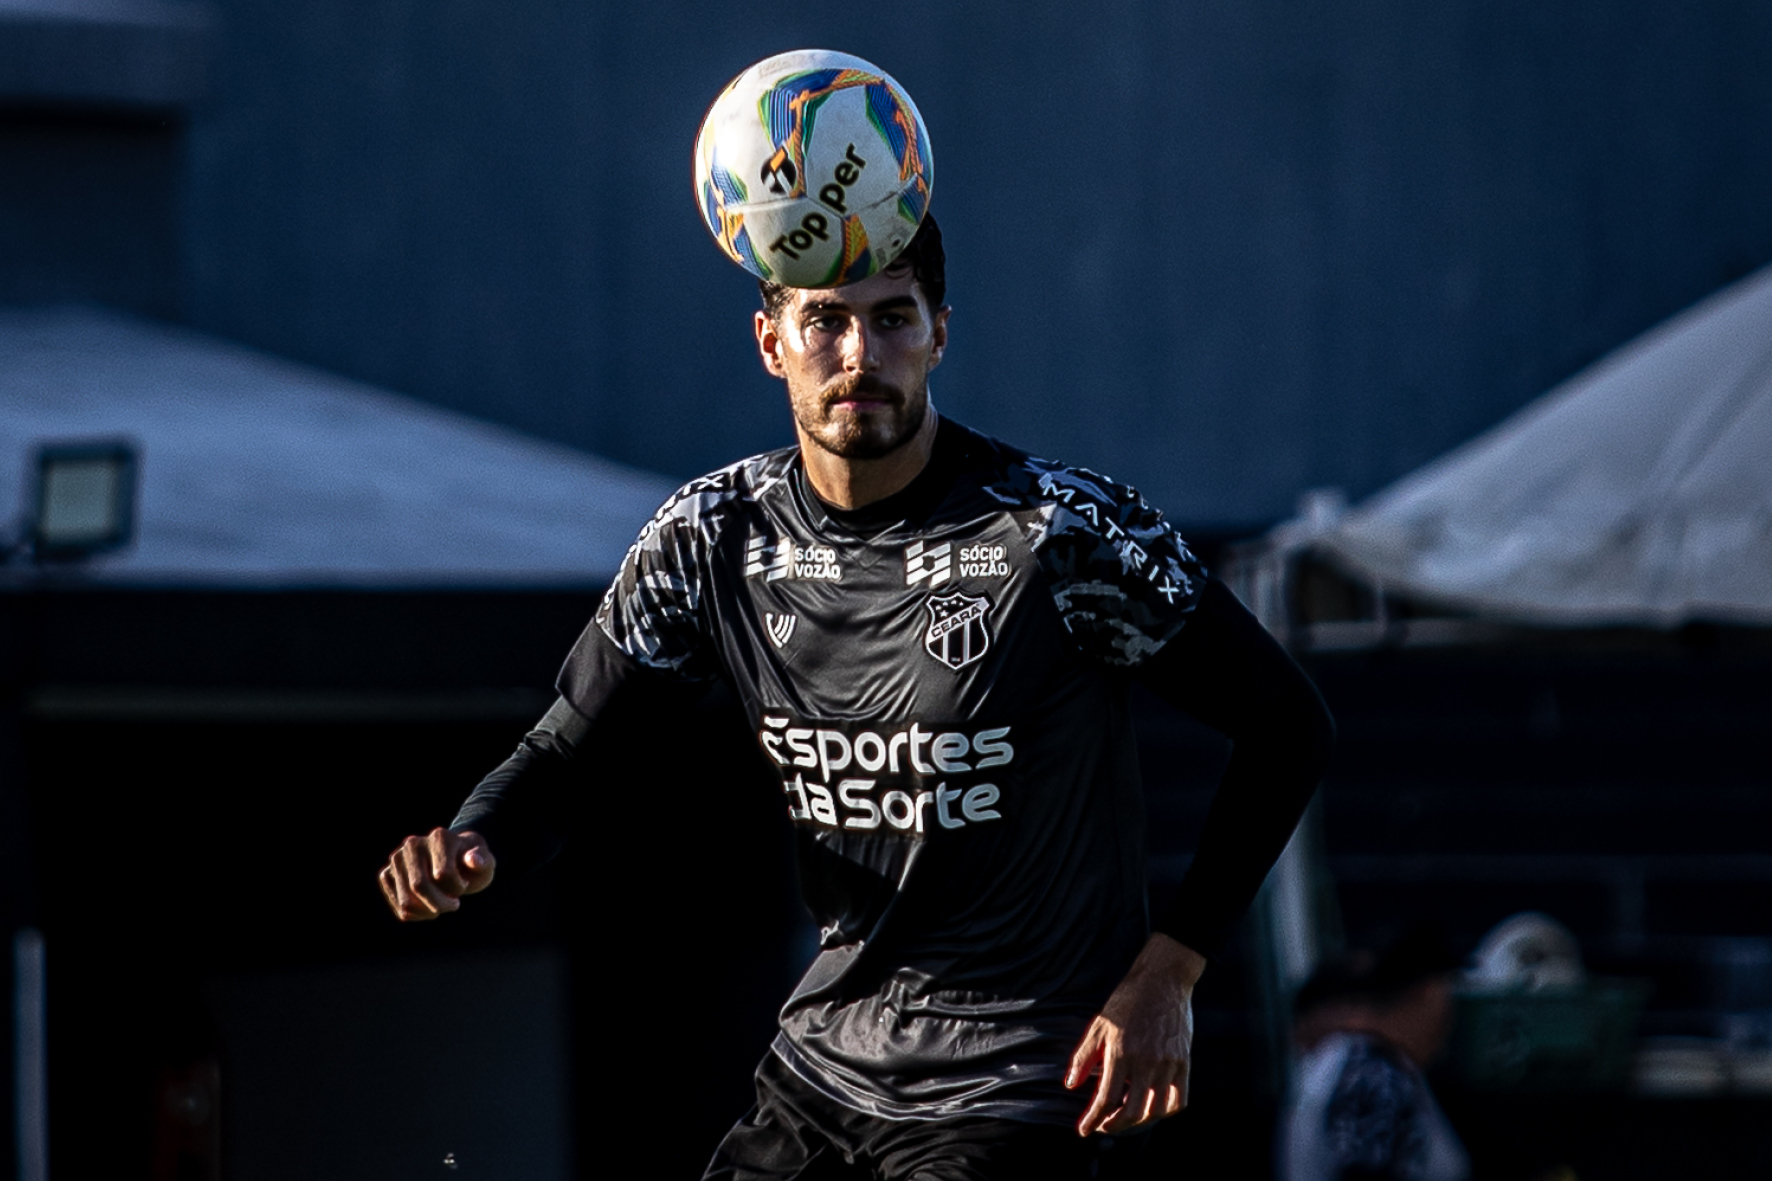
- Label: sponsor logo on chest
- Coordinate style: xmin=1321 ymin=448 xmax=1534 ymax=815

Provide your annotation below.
xmin=758 ymin=715 xmax=1015 ymax=836
xmin=904 ymin=540 xmax=1011 ymax=587
xmin=764 ymin=611 xmax=797 ymax=648
xmin=904 ymin=540 xmax=952 ymax=586
xmin=745 ymin=533 xmax=842 ymax=582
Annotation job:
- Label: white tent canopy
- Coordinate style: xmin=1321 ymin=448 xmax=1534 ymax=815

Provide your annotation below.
xmin=0 ymin=306 xmax=678 ymax=586
xmin=1313 ymin=263 xmax=1772 ymax=628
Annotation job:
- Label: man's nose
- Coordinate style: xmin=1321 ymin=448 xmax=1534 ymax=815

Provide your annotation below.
xmin=841 ymin=320 xmax=879 ymax=370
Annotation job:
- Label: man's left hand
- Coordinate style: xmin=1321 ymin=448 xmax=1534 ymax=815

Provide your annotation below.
xmin=1064 ymin=932 xmax=1206 ymax=1137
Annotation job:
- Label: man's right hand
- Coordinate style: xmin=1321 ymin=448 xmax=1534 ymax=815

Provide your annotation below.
xmin=379 ymin=827 xmax=496 ymax=921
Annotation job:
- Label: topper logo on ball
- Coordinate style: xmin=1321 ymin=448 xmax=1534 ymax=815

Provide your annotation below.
xmin=759 ymin=148 xmax=798 ymax=197
xmin=769 ymin=143 xmax=869 ymax=262
xmin=768 ymin=211 xmax=831 ymax=262
xmin=817 ymin=144 xmax=868 ymax=215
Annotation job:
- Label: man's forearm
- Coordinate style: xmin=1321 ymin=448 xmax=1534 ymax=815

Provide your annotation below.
xmin=449 ymin=695 xmax=593 ymax=876
xmin=450 ymin=622 xmax=700 ymax=877
xmin=1133 ymin=578 xmax=1336 ymax=958
xmin=1139 ymin=932 xmax=1209 ymax=991
xmin=1152 ymin=705 xmax=1331 ymax=956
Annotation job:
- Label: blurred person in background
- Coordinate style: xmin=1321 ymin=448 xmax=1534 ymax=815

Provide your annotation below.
xmin=1280 ymin=926 xmax=1469 ymax=1181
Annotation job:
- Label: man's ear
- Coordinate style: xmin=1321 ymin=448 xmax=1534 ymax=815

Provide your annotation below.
xmin=927 ymin=304 xmax=952 ymax=372
xmin=754 ymin=310 xmax=786 ymax=378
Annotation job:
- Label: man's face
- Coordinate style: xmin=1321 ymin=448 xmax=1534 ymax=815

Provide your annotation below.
xmin=1390 ymin=976 xmax=1455 ymax=1067
xmin=754 ymin=265 xmax=950 ymax=460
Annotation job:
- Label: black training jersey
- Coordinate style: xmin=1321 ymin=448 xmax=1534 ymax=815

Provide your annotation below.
xmin=563 ymin=417 xmax=1206 ymax=1123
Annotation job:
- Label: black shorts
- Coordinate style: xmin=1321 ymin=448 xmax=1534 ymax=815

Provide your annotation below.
xmin=703 ymin=1052 xmax=1132 ymax=1181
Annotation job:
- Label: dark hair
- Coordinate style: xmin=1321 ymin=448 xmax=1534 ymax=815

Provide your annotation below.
xmin=1293 ymin=924 xmax=1462 ymax=1017
xmin=758 ymin=211 xmax=946 ymax=320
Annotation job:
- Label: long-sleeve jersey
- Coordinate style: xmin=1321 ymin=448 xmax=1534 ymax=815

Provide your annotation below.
xmin=452 ymin=416 xmax=1333 ymax=1124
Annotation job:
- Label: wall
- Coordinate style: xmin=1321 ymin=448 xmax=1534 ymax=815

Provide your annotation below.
xmin=167 ymin=0 xmax=1772 ymax=529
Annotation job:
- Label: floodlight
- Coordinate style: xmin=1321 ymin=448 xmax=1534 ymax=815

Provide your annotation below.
xmin=29 ymin=440 xmax=139 ymax=561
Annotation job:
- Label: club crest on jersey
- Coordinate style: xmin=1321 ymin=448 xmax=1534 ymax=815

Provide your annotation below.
xmin=765 ymin=612 xmax=797 ymax=649
xmin=923 ymin=590 xmax=993 ymax=671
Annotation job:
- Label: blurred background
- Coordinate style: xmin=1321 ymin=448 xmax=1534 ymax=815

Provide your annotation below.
xmin=2 ymin=1 xmax=1770 ymax=1177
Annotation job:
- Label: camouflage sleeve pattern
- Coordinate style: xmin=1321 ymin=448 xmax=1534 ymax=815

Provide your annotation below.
xmin=993 ymin=455 xmax=1206 ymax=667
xmin=594 ymin=462 xmax=765 ymax=681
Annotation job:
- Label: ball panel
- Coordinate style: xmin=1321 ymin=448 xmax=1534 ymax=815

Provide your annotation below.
xmin=896 ymin=100 xmax=934 ymax=227
xmin=730 ymin=221 xmax=769 ymax=280
xmin=759 ymin=68 xmax=877 ymax=179
xmin=699 ymin=162 xmax=771 ymax=279
xmin=814 ymin=214 xmax=873 ymax=287
xmin=896 ymin=181 xmax=929 ymax=230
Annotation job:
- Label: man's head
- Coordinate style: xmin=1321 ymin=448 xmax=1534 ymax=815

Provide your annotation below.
xmin=1292 ymin=925 xmax=1461 ymax=1065
xmin=753 ymin=214 xmax=950 ymax=463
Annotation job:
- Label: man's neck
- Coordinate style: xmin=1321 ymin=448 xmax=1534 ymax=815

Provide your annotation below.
xmin=798 ymin=408 xmax=940 ymax=510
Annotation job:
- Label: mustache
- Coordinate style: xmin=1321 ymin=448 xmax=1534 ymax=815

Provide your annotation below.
xmin=822 ymin=375 xmax=904 ymax=408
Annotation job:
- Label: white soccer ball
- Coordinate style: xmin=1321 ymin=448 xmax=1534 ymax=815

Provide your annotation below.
xmin=693 ymin=49 xmax=934 ymax=288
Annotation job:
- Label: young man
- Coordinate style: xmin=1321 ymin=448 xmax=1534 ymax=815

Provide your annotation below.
xmin=379 ymin=214 xmax=1334 ymax=1180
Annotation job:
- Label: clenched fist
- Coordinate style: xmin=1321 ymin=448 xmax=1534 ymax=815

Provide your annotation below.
xmin=379 ymin=827 xmax=496 ymax=921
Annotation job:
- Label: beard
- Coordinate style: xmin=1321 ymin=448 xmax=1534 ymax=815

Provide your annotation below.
xmin=793 ymin=373 xmax=929 ymax=460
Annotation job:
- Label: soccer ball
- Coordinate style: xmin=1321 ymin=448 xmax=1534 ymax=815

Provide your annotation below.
xmin=693 ymin=49 xmax=934 ymax=288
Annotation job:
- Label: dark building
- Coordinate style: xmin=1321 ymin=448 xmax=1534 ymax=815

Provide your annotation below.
xmin=6 ymin=1 xmax=1772 ymax=1177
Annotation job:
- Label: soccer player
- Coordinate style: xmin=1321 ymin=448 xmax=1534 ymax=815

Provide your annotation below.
xmin=379 ymin=213 xmax=1334 ymax=1180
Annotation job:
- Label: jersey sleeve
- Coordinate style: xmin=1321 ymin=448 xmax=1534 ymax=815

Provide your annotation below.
xmin=1020 ymin=461 xmax=1207 ymax=667
xmin=582 ymin=477 xmax=729 ymax=695
xmin=450 ymin=470 xmax=751 ymax=874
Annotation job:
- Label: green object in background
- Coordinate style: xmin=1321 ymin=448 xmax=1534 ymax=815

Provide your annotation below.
xmin=1452 ymin=979 xmax=1651 ymax=1091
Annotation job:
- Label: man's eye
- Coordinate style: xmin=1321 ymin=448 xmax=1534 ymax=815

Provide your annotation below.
xmin=877 ymin=313 xmax=909 ymax=329
xmin=807 ymin=316 xmax=843 ymax=332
